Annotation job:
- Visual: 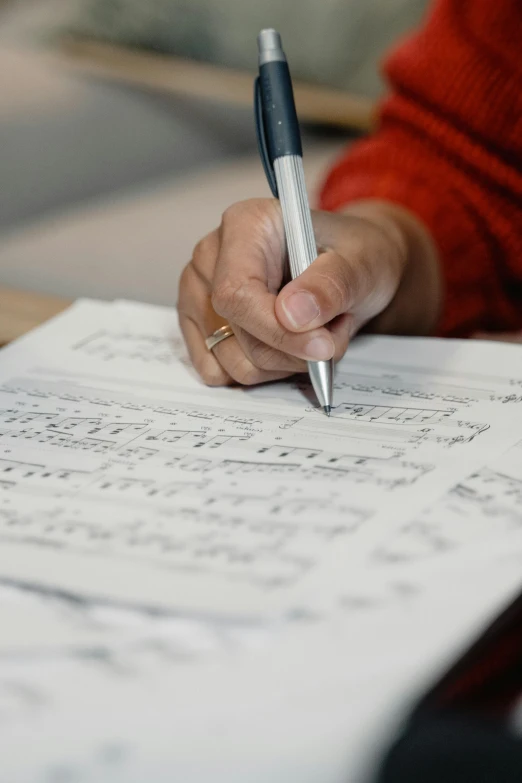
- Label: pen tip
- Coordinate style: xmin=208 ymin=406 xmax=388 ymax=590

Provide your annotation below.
xmin=323 ymin=405 xmax=332 ymax=417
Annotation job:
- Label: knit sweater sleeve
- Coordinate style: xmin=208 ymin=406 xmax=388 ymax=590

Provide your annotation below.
xmin=319 ymin=0 xmax=522 ymax=336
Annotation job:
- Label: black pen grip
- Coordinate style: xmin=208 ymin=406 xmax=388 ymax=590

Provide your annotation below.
xmin=258 ymin=61 xmax=303 ymax=160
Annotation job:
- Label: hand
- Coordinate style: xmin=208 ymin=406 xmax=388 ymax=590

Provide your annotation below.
xmin=177 ymin=198 xmax=440 ymax=386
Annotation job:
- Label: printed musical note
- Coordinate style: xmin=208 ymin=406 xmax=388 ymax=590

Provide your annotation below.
xmin=0 ymin=300 xmax=520 ymax=619
xmin=0 ymin=299 xmax=522 ymax=782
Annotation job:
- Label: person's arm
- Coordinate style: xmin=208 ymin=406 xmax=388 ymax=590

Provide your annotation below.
xmin=337 ymin=199 xmax=441 ymax=336
xmin=320 ymin=0 xmax=522 ymax=337
xmin=178 ymin=0 xmax=522 ymax=388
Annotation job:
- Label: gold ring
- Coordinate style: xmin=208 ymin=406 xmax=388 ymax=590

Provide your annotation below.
xmin=205 ymin=324 xmax=234 ymax=351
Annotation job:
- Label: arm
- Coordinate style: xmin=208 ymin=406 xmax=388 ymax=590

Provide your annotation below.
xmin=320 ymin=0 xmax=522 ymax=337
xmin=178 ymin=0 xmax=522 ymax=389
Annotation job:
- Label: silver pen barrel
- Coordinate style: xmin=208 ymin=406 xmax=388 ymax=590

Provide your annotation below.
xmin=274 ymin=156 xmax=334 ymax=411
xmin=257 ymin=29 xmax=334 ymax=414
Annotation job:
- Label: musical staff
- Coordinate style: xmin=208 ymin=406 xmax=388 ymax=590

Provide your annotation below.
xmin=73 ymin=330 xmax=188 ymax=366
xmin=368 ymin=443 xmax=522 ymax=568
xmin=0 ymin=300 xmax=520 ymax=619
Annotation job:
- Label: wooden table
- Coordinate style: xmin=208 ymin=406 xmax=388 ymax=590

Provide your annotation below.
xmin=0 ymin=287 xmax=71 ymax=346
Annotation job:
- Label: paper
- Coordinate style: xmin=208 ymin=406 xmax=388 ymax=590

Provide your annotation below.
xmin=322 ymin=439 xmax=522 ymax=613
xmin=1 ymin=299 xmax=522 ymax=781
xmin=0 ymin=581 xmax=261 ymax=657
xmin=369 ymin=440 xmax=522 ymax=565
xmin=1 ymin=537 xmax=522 ymax=783
xmin=0 ymin=300 xmax=521 ymax=616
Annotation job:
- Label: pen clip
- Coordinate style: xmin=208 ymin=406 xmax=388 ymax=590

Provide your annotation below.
xmin=254 ymin=76 xmax=278 ymax=198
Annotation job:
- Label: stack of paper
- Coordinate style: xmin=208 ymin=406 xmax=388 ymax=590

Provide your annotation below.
xmin=1 ymin=299 xmax=522 ymax=782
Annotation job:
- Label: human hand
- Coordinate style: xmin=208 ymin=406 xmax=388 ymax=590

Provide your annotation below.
xmin=178 ymin=198 xmax=440 ymax=386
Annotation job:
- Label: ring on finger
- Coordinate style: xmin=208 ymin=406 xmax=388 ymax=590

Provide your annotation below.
xmin=205 ymin=324 xmax=235 ymax=351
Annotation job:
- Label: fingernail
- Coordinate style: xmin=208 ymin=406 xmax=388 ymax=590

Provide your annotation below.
xmin=282 ymin=291 xmax=320 ymax=329
xmin=304 ymin=336 xmax=334 ymax=361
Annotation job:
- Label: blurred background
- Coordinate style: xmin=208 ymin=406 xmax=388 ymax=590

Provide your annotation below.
xmin=0 ymin=0 xmax=429 ymax=315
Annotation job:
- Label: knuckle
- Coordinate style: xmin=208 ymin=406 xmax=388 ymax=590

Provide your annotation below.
xmin=178 ymin=260 xmax=193 ymax=288
xmin=268 ymin=324 xmax=286 ymax=350
xmin=316 ymin=268 xmax=349 ymax=313
xmin=211 ymin=282 xmax=249 ymax=321
xmin=176 ymin=264 xmax=195 ymax=311
xmin=248 ymin=339 xmax=279 ymax=371
xmin=210 ymin=282 xmax=233 ymax=317
xmin=221 ymin=199 xmax=282 ymax=248
xmin=197 ymin=357 xmax=230 ymax=387
xmin=192 ymin=234 xmax=215 ymax=269
xmin=230 ymin=356 xmax=263 ymax=386
xmin=222 ymin=199 xmax=264 ymax=223
xmin=203 ymin=371 xmax=229 ymax=387
xmin=221 ymin=201 xmax=248 ymax=225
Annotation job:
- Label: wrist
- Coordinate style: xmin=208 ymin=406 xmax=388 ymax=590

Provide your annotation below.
xmin=341 ymin=200 xmax=442 ymax=336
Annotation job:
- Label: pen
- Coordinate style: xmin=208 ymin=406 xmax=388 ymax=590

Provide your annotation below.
xmin=254 ymin=28 xmax=334 ymax=416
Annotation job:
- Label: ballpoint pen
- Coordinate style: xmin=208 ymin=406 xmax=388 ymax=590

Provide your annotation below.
xmin=254 ymin=28 xmax=334 ymax=416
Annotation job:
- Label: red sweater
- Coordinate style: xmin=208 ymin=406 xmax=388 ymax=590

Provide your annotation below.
xmin=319 ymin=0 xmax=522 ymax=337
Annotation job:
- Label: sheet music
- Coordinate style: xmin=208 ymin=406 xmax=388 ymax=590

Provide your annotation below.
xmin=368 ymin=440 xmax=522 ymax=566
xmin=0 ymin=581 xmax=266 ymax=656
xmin=2 ymin=299 xmax=522 ymax=781
xmin=316 ymin=439 xmax=522 ymax=614
xmin=0 ymin=300 xmax=521 ymax=616
xmin=1 ymin=536 xmax=522 ymax=783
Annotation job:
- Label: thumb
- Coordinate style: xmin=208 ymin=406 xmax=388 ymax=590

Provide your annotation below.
xmin=275 ymin=248 xmax=395 ymax=333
